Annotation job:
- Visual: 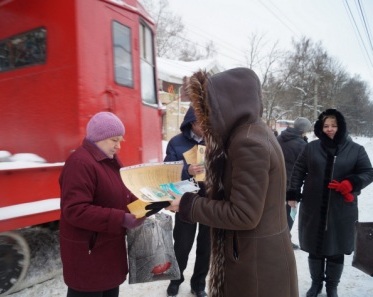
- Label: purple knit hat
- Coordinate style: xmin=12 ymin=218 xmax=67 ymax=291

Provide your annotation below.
xmin=86 ymin=112 xmax=125 ymax=142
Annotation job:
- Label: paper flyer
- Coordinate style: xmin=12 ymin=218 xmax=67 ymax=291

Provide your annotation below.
xmin=183 ymin=144 xmax=206 ymax=181
xmin=121 ymin=161 xmax=198 ymax=217
xmin=120 ymin=161 xmax=184 ymax=201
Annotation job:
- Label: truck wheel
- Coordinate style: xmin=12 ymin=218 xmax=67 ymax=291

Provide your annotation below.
xmin=0 ymin=232 xmax=30 ymax=296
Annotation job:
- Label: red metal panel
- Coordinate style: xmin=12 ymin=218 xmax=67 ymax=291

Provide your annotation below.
xmin=0 ymin=0 xmax=163 ymax=232
xmin=0 ymin=165 xmax=63 ymax=207
xmin=0 ymin=165 xmax=62 ymax=232
xmin=0 ymin=210 xmax=60 ymax=233
xmin=0 ymin=0 xmax=162 ymax=165
xmin=0 ymin=0 xmax=80 ymax=162
xmin=103 ymin=1 xmax=162 ymax=165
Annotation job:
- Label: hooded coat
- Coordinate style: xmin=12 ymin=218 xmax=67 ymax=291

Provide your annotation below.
xmin=179 ymin=68 xmax=298 ymax=297
xmin=287 ymin=109 xmax=373 ymax=256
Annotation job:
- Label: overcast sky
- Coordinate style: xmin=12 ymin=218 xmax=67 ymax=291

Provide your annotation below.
xmin=168 ymin=0 xmax=373 ymax=95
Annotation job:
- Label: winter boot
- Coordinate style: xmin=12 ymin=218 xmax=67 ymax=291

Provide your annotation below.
xmin=306 ymin=258 xmax=325 ymax=297
xmin=325 ymin=261 xmax=344 ymax=297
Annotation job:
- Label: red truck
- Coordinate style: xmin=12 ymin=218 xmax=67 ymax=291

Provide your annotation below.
xmin=0 ymin=0 xmax=162 ymax=294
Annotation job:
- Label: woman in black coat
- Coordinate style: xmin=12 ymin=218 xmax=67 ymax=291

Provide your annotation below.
xmin=287 ymin=109 xmax=373 ymax=297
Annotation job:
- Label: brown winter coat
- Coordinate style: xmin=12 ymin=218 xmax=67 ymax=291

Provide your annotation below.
xmin=179 ymin=68 xmax=299 ymax=297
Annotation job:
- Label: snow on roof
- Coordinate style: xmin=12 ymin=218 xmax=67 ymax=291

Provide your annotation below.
xmin=0 ymin=151 xmax=64 ymax=170
xmin=0 ymin=162 xmax=64 ymax=170
xmin=157 ymin=57 xmax=223 ymax=84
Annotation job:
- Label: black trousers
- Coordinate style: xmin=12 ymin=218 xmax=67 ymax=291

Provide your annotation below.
xmin=309 ymin=253 xmax=345 ymax=264
xmin=67 ymin=286 xmax=119 ymax=297
xmin=170 ymin=213 xmax=210 ymax=291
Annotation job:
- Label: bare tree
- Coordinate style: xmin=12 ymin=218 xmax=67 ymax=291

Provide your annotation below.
xmin=140 ymin=0 xmax=216 ymax=61
xmin=141 ymin=0 xmax=184 ymax=57
xmin=243 ymin=33 xmax=288 ymax=125
xmin=141 ymin=1 xmax=373 ymax=135
xmin=336 ymin=76 xmax=371 ymax=135
xmin=178 ymin=40 xmax=217 ymax=62
xmin=279 ymin=36 xmax=373 ymax=135
xmin=244 ymin=33 xmax=283 ymax=86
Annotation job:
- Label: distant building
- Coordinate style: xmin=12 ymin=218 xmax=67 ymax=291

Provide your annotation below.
xmin=157 ymin=57 xmax=223 ymax=140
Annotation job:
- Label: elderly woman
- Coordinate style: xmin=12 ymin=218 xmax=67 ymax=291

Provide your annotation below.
xmin=59 ymin=111 xmax=145 ymax=297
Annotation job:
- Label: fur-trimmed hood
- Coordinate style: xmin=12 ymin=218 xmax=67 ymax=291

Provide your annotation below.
xmin=187 ymin=68 xmax=263 ymax=146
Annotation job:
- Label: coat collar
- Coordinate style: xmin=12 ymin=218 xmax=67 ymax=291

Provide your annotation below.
xmin=82 ymin=138 xmax=122 ymax=166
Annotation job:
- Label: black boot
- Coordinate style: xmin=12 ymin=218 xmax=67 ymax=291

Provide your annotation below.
xmin=325 ymin=261 xmax=344 ymax=297
xmin=306 ymin=258 xmax=325 ymax=297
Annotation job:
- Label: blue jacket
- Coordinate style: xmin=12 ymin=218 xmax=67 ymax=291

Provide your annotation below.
xmin=164 ymin=106 xmax=204 ymax=180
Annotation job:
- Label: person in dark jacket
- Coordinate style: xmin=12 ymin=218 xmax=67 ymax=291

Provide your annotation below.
xmin=164 ymin=106 xmax=210 ymax=297
xmin=59 ymin=112 xmax=145 ymax=297
xmin=287 ymin=109 xmax=373 ymax=297
xmin=167 ymin=68 xmax=298 ymax=297
xmin=277 ymin=117 xmax=312 ymax=249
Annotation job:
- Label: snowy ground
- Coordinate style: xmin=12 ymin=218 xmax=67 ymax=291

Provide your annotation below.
xmin=7 ymin=136 xmax=373 ymax=297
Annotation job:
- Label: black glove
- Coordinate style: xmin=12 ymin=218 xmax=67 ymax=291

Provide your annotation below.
xmin=286 ymin=190 xmax=301 ymax=202
xmin=197 ymin=181 xmax=206 ymax=197
xmin=144 ymin=201 xmax=171 ymax=217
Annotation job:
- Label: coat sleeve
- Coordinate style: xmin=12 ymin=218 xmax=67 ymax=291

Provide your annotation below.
xmin=164 ymin=140 xmax=178 ymax=162
xmin=164 ymin=138 xmax=191 ymax=179
xmin=345 ymin=145 xmax=373 ymax=192
xmin=60 ymin=158 xmax=125 ymax=234
xmin=287 ymin=144 xmax=309 ymax=201
xmin=180 ymin=132 xmax=269 ymax=230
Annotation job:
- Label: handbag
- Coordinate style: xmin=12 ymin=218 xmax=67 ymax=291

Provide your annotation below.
xmin=352 ymin=221 xmax=373 ymax=276
xmin=126 ymin=212 xmax=180 ymax=284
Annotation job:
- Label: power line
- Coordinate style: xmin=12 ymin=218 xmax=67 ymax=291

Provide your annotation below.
xmin=177 ymin=18 xmax=253 ymax=67
xmin=343 ymin=0 xmax=373 ymax=69
xmin=257 ymin=0 xmax=299 ymax=37
xmin=174 ymin=30 xmax=247 ymax=67
xmin=162 ymin=0 xmax=373 ymax=83
xmin=357 ymin=0 xmax=373 ymax=52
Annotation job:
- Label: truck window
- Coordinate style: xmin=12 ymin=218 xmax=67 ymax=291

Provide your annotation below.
xmin=113 ymin=21 xmax=133 ymax=87
xmin=0 ymin=27 xmax=46 ymax=72
xmin=139 ymin=22 xmax=157 ymax=105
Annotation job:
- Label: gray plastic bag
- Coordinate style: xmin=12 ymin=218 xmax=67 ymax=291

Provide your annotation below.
xmin=127 ymin=212 xmax=180 ymax=284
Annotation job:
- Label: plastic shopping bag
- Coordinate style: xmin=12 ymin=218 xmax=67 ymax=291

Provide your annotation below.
xmin=126 ymin=212 xmax=180 ymax=284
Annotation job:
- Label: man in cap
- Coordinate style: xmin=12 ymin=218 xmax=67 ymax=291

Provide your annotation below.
xmin=277 ymin=117 xmax=312 ymax=249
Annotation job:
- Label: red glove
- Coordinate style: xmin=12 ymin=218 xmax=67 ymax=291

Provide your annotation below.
xmin=328 ymin=180 xmax=354 ymax=202
xmin=343 ymin=192 xmax=354 ymax=202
